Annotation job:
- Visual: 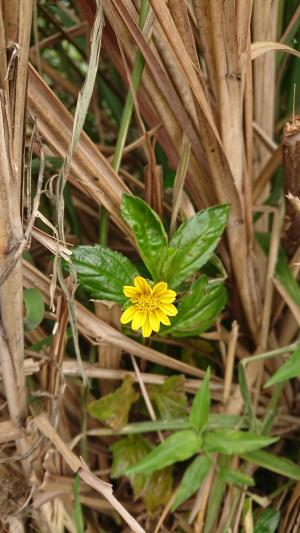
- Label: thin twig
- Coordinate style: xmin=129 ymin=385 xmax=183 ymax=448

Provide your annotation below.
xmin=223 ymin=321 xmax=239 ymax=406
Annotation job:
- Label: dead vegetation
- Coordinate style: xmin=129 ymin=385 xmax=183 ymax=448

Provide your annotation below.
xmin=0 ymin=0 xmax=300 ymax=532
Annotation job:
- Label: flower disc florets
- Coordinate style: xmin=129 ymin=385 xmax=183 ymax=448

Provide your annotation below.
xmin=120 ymin=276 xmax=177 ymax=337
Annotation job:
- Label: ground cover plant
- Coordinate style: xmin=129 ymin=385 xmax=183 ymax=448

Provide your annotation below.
xmin=0 ymin=0 xmax=300 ymax=532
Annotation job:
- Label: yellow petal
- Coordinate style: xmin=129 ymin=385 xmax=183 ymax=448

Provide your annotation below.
xmin=154 ymin=308 xmax=171 ymax=326
xmin=152 ymin=281 xmax=168 ymax=297
xmin=158 ymin=303 xmax=178 ymax=316
xmin=123 ymin=285 xmax=139 ymax=298
xmin=132 ymin=311 xmax=146 ymax=331
xmin=149 ymin=311 xmax=160 ymax=333
xmin=166 ymin=289 xmax=177 ymax=299
xmin=158 ymin=294 xmax=176 ymax=304
xmin=142 ymin=317 xmax=152 ymax=337
xmin=134 ymin=276 xmax=151 ymax=294
xmin=120 ymin=306 xmax=136 ymax=324
xmin=166 ymin=289 xmax=177 ymax=298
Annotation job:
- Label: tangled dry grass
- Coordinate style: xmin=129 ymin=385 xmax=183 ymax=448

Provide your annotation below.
xmin=0 ymin=1 xmax=300 ymax=532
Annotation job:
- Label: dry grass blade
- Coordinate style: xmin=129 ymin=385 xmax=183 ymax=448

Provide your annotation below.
xmin=111 ymin=0 xmax=260 ymax=338
xmin=148 ymin=0 xmax=218 ymax=136
xmin=273 ymin=278 xmax=300 ymax=327
xmin=57 ymin=3 xmax=104 ymax=208
xmin=0 ymin=2 xmax=33 ymax=474
xmin=170 ymin=134 xmax=191 ymax=235
xmin=0 ymin=1 xmax=299 ymax=530
xmin=33 ymin=413 xmax=146 ymax=533
xmin=27 ymin=66 xmax=130 ymax=232
xmin=223 ymin=321 xmax=239 ymax=407
xmin=252 ymin=0 xmax=278 ymax=191
xmin=251 ymin=41 xmax=300 ymax=60
xmin=0 ymin=421 xmax=22 ymax=444
xmin=193 ymin=0 xmax=250 ymax=194
xmin=260 ymin=208 xmax=282 ymax=350
xmin=253 ymin=146 xmax=282 ymax=203
xmin=108 ymin=0 xmax=204 ymax=157
xmin=54 ymin=3 xmax=105 ymax=385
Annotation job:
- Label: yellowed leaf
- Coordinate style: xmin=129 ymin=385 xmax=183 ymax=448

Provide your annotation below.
xmin=251 ymin=41 xmax=300 ymax=60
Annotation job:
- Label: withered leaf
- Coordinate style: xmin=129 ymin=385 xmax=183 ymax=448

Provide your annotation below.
xmin=147 ymin=375 xmax=187 ymax=420
xmin=87 ymin=376 xmax=139 ymax=429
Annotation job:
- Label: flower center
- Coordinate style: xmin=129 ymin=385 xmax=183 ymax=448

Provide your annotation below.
xmin=136 ymin=294 xmax=158 ymax=314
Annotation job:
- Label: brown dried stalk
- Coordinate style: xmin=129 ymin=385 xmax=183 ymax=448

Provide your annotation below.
xmin=0 ymin=1 xmax=33 ymax=472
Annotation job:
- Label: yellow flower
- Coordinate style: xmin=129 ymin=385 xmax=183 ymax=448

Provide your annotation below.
xmin=120 ymin=276 xmax=177 ymax=337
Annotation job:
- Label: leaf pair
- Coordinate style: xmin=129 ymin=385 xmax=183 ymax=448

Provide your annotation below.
xmin=121 ymin=194 xmax=230 ymax=288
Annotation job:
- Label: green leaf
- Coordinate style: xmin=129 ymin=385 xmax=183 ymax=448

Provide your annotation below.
xmin=254 ymin=508 xmax=280 ymax=533
xmin=265 ymin=344 xmax=300 ymax=387
xmin=189 ymin=368 xmax=211 ymax=433
xmin=121 ymin=194 xmax=168 ymax=281
xmin=219 ymin=468 xmax=254 ymax=487
xmin=202 ymin=430 xmax=278 ymax=455
xmin=172 ymin=454 xmax=213 ymax=511
xmin=238 ymin=363 xmax=255 ymax=423
xmin=256 ymin=233 xmax=300 ymax=307
xmin=23 ymin=288 xmax=45 ymax=331
xmin=241 ymin=449 xmax=300 ymax=480
xmin=110 ymin=435 xmax=173 ymax=511
xmin=164 ymin=276 xmax=227 ymax=336
xmin=144 ymin=467 xmax=173 ymax=512
xmin=70 ymin=245 xmax=138 ymax=304
xmin=87 ymin=376 xmax=139 ymax=430
xmin=275 ymin=250 xmax=300 ymax=306
xmin=163 ymin=205 xmax=230 ymax=289
xmin=126 ymin=430 xmax=201 ymax=474
xmin=95 ymin=414 xmax=246 ymax=437
xmin=147 ymin=375 xmax=187 ymax=420
xmin=110 ymin=435 xmax=152 ymax=499
xmin=73 ymin=475 xmax=84 ymax=533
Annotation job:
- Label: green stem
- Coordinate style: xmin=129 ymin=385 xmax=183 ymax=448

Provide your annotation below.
xmin=241 ymin=342 xmax=298 ymax=369
xmin=238 ymin=342 xmax=299 ymax=433
xmin=79 ymin=414 xmax=245 ymax=438
xmin=80 ymin=384 xmax=89 ymax=462
xmin=262 ymin=381 xmax=285 ymax=435
xmin=73 ymin=474 xmax=84 ymax=533
xmin=99 ymin=0 xmax=150 ymax=244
